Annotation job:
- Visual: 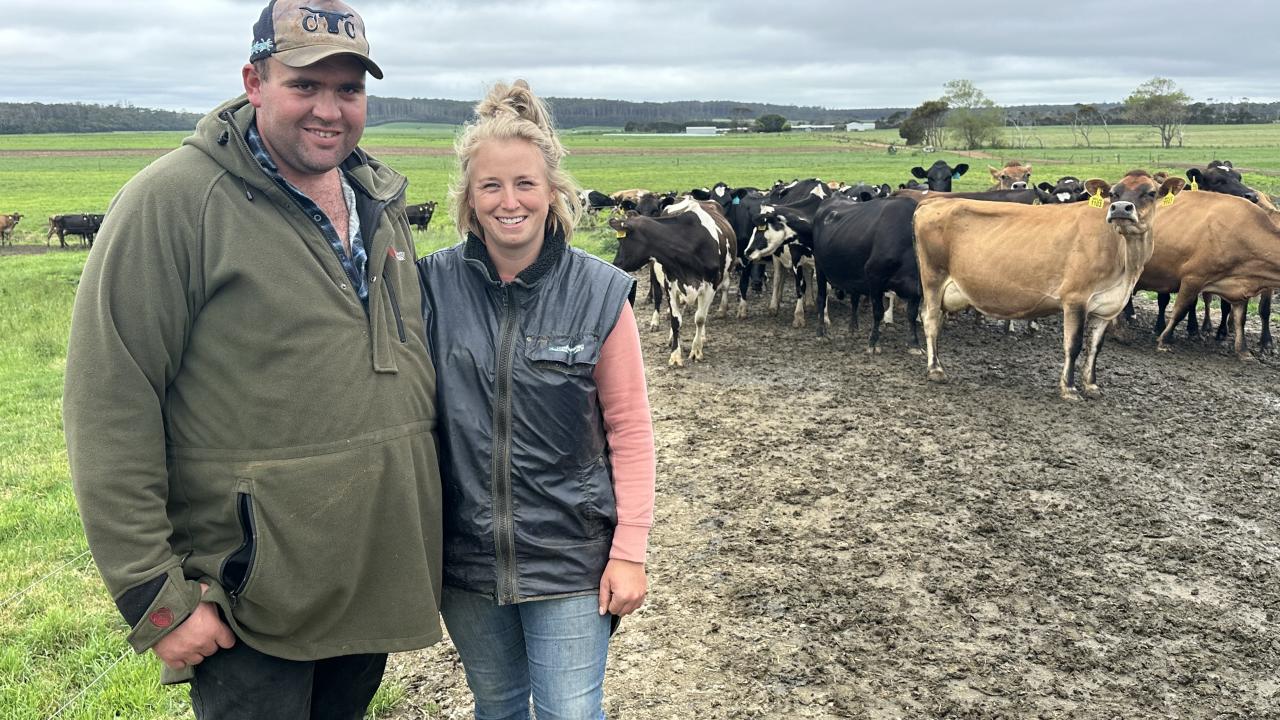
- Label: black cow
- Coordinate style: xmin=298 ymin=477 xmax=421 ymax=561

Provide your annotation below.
xmin=405 ymin=201 xmax=436 ymax=232
xmin=47 ymin=214 xmax=104 ymax=248
xmin=701 ymin=183 xmax=769 ymax=316
xmin=578 ymin=189 xmax=616 ymax=214
xmin=909 ymin=161 xmax=969 ymax=191
xmin=812 ymin=193 xmax=923 ymax=353
xmin=609 ymin=201 xmax=734 ymax=367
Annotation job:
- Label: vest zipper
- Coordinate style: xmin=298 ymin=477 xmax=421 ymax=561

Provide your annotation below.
xmin=494 ymin=285 xmax=519 ymax=604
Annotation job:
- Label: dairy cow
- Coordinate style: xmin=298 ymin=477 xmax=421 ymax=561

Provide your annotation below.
xmin=47 ymin=214 xmax=104 ymax=248
xmin=0 ymin=212 xmax=22 ymax=245
xmin=909 ymin=161 xmax=969 ymax=191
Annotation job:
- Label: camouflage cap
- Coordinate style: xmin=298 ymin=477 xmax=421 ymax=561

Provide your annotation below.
xmin=249 ymin=0 xmax=383 ymax=79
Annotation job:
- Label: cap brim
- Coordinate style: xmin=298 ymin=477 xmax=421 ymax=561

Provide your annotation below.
xmin=272 ymin=46 xmax=384 ymax=79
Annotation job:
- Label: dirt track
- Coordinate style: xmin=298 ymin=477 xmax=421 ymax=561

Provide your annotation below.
xmin=389 ymin=279 xmax=1280 ymax=719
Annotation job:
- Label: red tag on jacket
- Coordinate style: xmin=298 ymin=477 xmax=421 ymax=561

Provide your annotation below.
xmin=149 ymin=608 xmax=174 ymax=629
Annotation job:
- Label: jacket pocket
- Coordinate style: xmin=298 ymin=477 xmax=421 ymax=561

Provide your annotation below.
xmin=525 ymin=333 xmax=601 ymax=375
xmin=385 ymin=275 xmax=407 ymax=343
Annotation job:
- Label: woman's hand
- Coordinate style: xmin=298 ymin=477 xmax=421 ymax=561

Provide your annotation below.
xmin=598 ymin=559 xmax=646 ymax=617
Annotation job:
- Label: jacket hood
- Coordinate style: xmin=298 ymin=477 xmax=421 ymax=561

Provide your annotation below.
xmin=181 ymin=94 xmax=406 ymax=202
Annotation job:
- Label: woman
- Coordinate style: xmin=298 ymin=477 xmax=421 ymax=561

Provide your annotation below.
xmin=416 ymin=80 xmax=655 ymax=720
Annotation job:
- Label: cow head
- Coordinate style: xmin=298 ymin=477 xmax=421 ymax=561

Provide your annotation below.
xmin=837 ymin=184 xmax=879 ymax=202
xmin=1037 ymin=176 xmax=1087 ymax=204
xmin=910 ymin=161 xmax=968 ymax=191
xmin=989 ymin=161 xmax=1032 ymax=190
xmin=1086 ymin=171 xmax=1186 ymax=237
xmin=745 ymin=206 xmax=796 ymax=262
xmin=1187 ymin=164 xmax=1259 ymax=204
xmin=7 ymin=212 xmax=21 ymax=224
xmin=608 ymin=216 xmax=648 ymax=272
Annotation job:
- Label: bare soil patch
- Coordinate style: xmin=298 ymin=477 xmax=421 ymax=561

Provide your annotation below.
xmin=391 ymin=279 xmax=1280 ymax=719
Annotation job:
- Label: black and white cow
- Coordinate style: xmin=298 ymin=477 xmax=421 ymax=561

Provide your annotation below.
xmin=578 ymin=189 xmax=617 ymax=214
xmin=909 ymin=160 xmax=969 ymax=191
xmin=812 ymin=192 xmax=923 ymax=353
xmin=609 ymin=199 xmax=735 ymax=366
xmin=743 ymin=187 xmax=828 ymax=327
xmin=1037 ymin=176 xmax=1090 ymax=204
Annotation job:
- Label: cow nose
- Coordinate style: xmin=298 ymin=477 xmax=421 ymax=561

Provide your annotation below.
xmin=1011 ymin=182 xmax=1028 ymax=190
xmin=1247 ymin=192 xmax=1260 ymax=204
xmin=1107 ymin=201 xmax=1137 ymax=222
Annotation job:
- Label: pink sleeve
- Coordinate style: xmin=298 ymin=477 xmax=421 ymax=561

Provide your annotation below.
xmin=595 ymin=301 xmax=656 ymax=563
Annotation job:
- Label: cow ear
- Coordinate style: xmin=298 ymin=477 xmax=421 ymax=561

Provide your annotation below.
xmin=1159 ymin=177 xmax=1187 ymax=197
xmin=858 ymin=191 xmax=874 ymax=202
xmin=988 ymin=165 xmax=1000 ymax=177
xmin=953 ymin=164 xmax=968 ymax=176
xmin=1186 ymin=168 xmax=1204 ymax=182
xmin=690 ymin=188 xmax=712 ymax=201
xmin=911 ymin=166 xmax=927 ymax=179
xmin=1038 ymin=182 xmax=1053 ymax=192
xmin=620 ymin=199 xmax=637 ymax=211
xmin=1084 ymin=179 xmax=1112 ymax=197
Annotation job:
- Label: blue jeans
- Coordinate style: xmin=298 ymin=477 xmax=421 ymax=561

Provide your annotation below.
xmin=442 ymin=586 xmax=611 ymax=720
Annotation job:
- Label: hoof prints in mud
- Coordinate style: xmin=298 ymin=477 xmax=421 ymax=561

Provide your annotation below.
xmin=391 ymin=281 xmax=1280 ymax=719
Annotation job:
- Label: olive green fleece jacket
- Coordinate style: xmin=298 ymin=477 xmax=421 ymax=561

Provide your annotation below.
xmin=63 ymin=96 xmax=442 ymax=671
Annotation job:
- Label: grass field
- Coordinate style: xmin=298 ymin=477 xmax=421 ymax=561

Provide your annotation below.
xmin=1 ymin=122 xmax=1279 ymax=718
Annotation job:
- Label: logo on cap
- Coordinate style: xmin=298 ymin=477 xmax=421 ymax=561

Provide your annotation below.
xmin=300 ymin=6 xmax=358 ymax=38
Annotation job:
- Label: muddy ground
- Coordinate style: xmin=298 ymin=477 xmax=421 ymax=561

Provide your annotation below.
xmin=389 ymin=277 xmax=1280 ymax=719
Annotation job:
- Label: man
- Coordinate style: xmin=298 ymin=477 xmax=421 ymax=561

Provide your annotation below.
xmin=62 ymin=2 xmax=442 ymax=717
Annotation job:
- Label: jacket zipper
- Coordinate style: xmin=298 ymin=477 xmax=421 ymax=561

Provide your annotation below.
xmin=493 ymin=285 xmax=519 ymax=604
xmin=223 ymin=492 xmax=257 ymax=608
xmin=385 ymin=274 xmax=407 ymax=343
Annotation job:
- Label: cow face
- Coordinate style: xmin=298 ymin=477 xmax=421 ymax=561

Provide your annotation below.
xmin=745 ymin=207 xmax=796 ymax=262
xmin=608 ymin=216 xmax=649 ymax=272
xmin=1087 ymin=172 xmax=1186 ymax=236
xmin=910 ymin=161 xmax=968 ymax=191
xmin=1037 ymin=176 xmax=1087 ymax=204
xmin=1187 ymin=166 xmax=1259 ymax=203
xmin=989 ymin=162 xmax=1032 ymax=190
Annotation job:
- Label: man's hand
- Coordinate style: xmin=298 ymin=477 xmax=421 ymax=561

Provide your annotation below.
xmin=598 ymin=559 xmax=647 ymax=617
xmin=151 ymin=583 xmax=236 ymax=670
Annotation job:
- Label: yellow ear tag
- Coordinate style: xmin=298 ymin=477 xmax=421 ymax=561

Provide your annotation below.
xmin=615 ymin=230 xmax=627 ymax=239
xmin=1088 ymin=189 xmax=1105 ymax=208
xmin=1161 ymin=192 xmax=1176 ymax=206
xmin=1190 ymin=179 xmax=1199 ymax=191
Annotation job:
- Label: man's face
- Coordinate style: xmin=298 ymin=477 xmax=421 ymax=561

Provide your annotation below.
xmin=243 ymin=56 xmax=367 ymax=183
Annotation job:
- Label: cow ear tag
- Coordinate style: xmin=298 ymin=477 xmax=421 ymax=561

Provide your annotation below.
xmin=1161 ymin=192 xmax=1176 ymax=207
xmin=615 ymin=230 xmax=627 ymax=239
xmin=1189 ymin=179 xmax=1199 ymax=191
xmin=952 ymin=172 xmax=962 ymax=180
xmin=1088 ymin=189 xmax=1105 ymax=208
xmin=732 ymin=196 xmax=741 ymax=205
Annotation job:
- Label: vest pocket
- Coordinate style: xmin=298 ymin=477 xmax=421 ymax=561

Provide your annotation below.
xmin=525 ymin=334 xmax=601 ymax=375
xmin=577 ymin=454 xmax=617 ymax=539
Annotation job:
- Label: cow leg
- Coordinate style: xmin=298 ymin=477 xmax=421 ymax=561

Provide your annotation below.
xmin=1154 ymin=292 xmax=1171 ymax=334
xmin=792 ymin=264 xmax=806 ymax=328
xmin=667 ymin=283 xmax=685 ymax=367
xmin=921 ymin=284 xmax=946 ymax=382
xmin=1123 ymin=293 xmax=1136 ymax=323
xmin=905 ymin=296 xmax=923 ymax=355
xmin=1060 ymin=305 xmax=1087 ymax=401
xmin=689 ymin=285 xmax=714 ymax=362
xmin=883 ymin=292 xmax=895 ymax=325
xmin=1158 ymin=284 xmax=1204 ymax=352
xmin=848 ymin=293 xmax=861 ymax=331
xmin=1215 ymin=296 xmax=1231 ymax=343
xmin=1259 ymin=290 xmax=1274 ymax=354
xmin=768 ymin=257 xmax=783 ymax=315
xmin=1230 ymin=300 xmax=1253 ymax=361
xmin=815 ymin=269 xmax=830 ymax=339
xmin=750 ymin=262 xmax=766 ymax=294
xmin=867 ymin=292 xmax=886 ymax=354
xmin=737 ymin=261 xmax=750 ymax=319
xmin=1080 ymin=316 xmax=1112 ymax=399
xmin=649 ymin=263 xmax=664 ymax=331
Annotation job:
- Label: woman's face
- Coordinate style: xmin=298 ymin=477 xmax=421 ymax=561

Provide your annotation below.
xmin=467 ymin=138 xmax=554 ymax=256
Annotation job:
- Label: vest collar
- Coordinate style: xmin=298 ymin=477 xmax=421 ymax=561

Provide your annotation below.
xmin=463 ymin=228 xmax=567 ymax=287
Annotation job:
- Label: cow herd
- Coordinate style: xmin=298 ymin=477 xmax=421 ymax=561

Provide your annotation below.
xmin=588 ymin=159 xmax=1280 ymax=400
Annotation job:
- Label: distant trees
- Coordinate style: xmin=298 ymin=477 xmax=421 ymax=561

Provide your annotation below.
xmin=1124 ymin=77 xmax=1191 ymax=148
xmin=899 ymin=100 xmax=948 ymax=147
xmin=943 ymin=79 xmax=1003 ymax=150
xmin=0 ymin=102 xmax=200 ymax=134
xmin=754 ymin=114 xmax=790 ymax=133
xmin=1068 ymin=103 xmax=1108 ymax=147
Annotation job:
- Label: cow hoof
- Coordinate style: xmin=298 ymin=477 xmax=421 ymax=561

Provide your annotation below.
xmin=865 ymin=346 xmax=882 ymax=355
xmin=793 ymin=318 xmax=805 ymax=328
xmin=1061 ymin=388 xmax=1083 ymax=402
xmin=926 ymin=368 xmax=947 ymax=383
xmin=1083 ymin=385 xmax=1102 ymax=400
xmin=1238 ymin=352 xmax=1258 ymax=363
xmin=1156 ymin=344 xmax=1172 ymax=353
xmin=908 ymin=347 xmax=925 ymax=356
xmin=817 ymin=334 xmax=830 ymax=343
xmin=668 ymin=352 xmax=684 ymax=367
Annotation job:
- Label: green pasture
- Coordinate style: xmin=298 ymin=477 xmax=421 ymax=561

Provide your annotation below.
xmin=2 ymin=123 xmax=1280 ymax=718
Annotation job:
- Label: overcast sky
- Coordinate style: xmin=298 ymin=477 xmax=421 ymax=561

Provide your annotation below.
xmin=4 ymin=0 xmax=1277 ymax=114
